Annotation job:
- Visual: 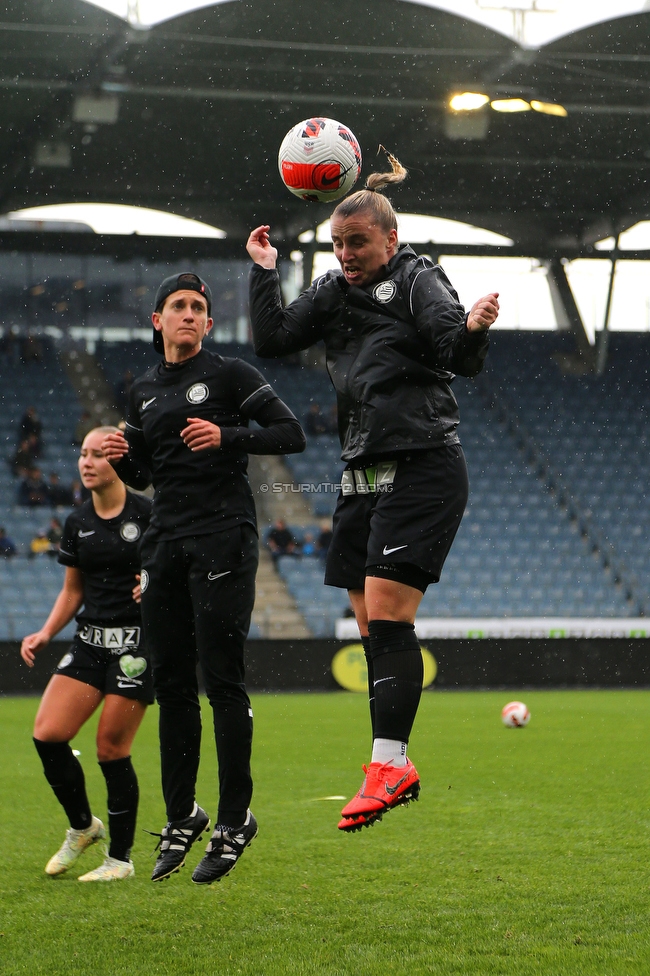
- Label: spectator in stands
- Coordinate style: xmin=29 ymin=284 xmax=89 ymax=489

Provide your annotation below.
xmin=114 ymin=370 xmax=134 ymax=415
xmin=267 ymin=518 xmax=298 ymax=564
xmin=27 ymin=433 xmax=40 ymax=460
xmin=10 ymin=437 xmax=36 ymax=478
xmin=18 ymin=467 xmax=49 ymax=506
xmin=304 ymin=403 xmax=328 ymax=436
xmin=300 ymin=532 xmax=316 ymax=556
xmin=247 ymin=150 xmax=498 ymax=834
xmin=46 ymin=516 xmax=63 ymax=555
xmin=0 ymin=526 xmax=17 ymax=557
xmin=74 ymin=409 xmax=95 ymax=446
xmin=315 ymin=519 xmax=333 ymax=561
xmin=71 ymin=479 xmax=88 ymax=507
xmin=47 ymin=472 xmax=73 ymax=507
xmin=29 ymin=531 xmax=51 ymax=558
xmin=0 ymin=330 xmax=19 ymax=366
xmin=21 ymin=334 xmax=43 ymax=364
xmin=19 ymin=406 xmax=43 ymax=455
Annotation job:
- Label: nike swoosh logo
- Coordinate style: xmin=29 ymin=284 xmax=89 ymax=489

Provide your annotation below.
xmin=142 ymin=397 xmax=156 ymax=410
xmin=78 ymin=530 xmax=95 ymax=538
xmin=208 ymin=571 xmax=231 ymax=581
xmin=385 ymin=771 xmax=410 ymax=796
xmin=383 ymin=545 xmax=408 ymax=555
xmin=320 ymin=164 xmax=353 ymax=186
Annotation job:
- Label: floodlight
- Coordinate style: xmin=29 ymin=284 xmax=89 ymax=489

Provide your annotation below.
xmin=491 ymin=98 xmax=531 ymax=113
xmin=449 ymin=92 xmax=490 ymax=112
xmin=531 ymin=100 xmax=568 ymax=117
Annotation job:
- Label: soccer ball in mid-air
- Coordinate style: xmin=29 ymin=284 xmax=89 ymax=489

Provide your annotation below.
xmin=501 ymin=701 xmax=530 ymax=727
xmin=278 ymin=117 xmax=362 ymax=203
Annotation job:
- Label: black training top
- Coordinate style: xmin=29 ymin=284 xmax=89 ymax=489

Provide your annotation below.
xmin=112 ymin=348 xmax=305 ymax=541
xmin=58 ymin=492 xmax=151 ymax=624
xmin=249 ymin=244 xmax=489 ymax=461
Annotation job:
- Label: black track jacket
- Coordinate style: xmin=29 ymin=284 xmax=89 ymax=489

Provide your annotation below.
xmin=112 ymin=349 xmax=305 ymax=540
xmin=249 ymin=245 xmax=489 ymax=461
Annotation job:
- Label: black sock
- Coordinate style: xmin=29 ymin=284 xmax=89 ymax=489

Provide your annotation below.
xmin=367 ymin=620 xmax=423 ymax=744
xmin=361 ymin=636 xmax=374 ymax=737
xmin=99 ymin=756 xmax=139 ymax=863
xmin=33 ymin=738 xmax=92 ymax=830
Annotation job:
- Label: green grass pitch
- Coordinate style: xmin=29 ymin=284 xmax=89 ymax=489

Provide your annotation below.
xmin=1 ymin=689 xmax=649 ymax=975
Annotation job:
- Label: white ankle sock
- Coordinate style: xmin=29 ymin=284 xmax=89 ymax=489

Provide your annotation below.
xmin=371 ymin=738 xmax=407 ymax=767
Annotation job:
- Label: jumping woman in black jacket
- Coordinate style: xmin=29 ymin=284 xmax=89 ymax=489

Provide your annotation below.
xmin=247 ymin=151 xmax=499 ymax=832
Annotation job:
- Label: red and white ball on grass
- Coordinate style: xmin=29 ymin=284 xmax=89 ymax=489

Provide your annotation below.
xmin=278 ymin=117 xmax=362 ymax=203
xmin=501 ymin=701 xmax=531 ymax=727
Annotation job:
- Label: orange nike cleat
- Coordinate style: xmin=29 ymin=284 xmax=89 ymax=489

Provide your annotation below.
xmin=338 ymin=758 xmax=420 ymax=832
xmin=337 ymin=809 xmax=382 ymax=831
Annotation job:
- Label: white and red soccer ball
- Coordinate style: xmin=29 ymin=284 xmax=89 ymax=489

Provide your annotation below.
xmin=501 ymin=701 xmax=530 ymax=727
xmin=278 ymin=117 xmax=362 ymax=203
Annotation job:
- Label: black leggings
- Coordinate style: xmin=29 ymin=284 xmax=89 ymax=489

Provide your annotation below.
xmin=140 ymin=524 xmax=258 ymax=826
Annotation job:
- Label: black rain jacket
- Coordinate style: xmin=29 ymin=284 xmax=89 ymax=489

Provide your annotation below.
xmin=249 ymin=244 xmax=489 ymax=461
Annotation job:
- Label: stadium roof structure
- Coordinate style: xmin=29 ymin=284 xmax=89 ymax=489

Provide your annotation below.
xmin=2 ymin=0 xmax=650 ymax=252
xmin=2 ymin=0 xmax=650 ymax=368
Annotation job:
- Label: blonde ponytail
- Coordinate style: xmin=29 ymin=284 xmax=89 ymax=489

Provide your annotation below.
xmin=332 ymin=147 xmax=407 ymax=231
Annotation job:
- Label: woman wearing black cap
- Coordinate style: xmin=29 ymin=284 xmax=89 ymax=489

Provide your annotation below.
xmin=102 ymin=272 xmax=306 ymax=884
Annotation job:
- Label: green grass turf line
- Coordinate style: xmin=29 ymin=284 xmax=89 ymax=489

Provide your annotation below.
xmin=1 ymin=690 xmax=649 ymax=975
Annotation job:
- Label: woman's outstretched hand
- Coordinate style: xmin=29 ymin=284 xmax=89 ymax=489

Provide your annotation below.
xmin=246 ymin=225 xmax=278 ymax=269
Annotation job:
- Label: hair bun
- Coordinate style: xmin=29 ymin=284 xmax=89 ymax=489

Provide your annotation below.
xmin=331 ymin=147 xmax=406 ymax=232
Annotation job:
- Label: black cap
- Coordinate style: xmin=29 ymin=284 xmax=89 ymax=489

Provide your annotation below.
xmin=152 ymin=272 xmax=213 ymax=354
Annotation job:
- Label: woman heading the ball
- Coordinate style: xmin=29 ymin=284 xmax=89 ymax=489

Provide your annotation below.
xmin=247 ymin=151 xmax=499 ymax=831
xmin=21 ymin=427 xmax=152 ymax=880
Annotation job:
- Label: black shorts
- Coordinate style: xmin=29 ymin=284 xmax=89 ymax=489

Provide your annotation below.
xmin=53 ymin=626 xmax=154 ymax=704
xmin=324 ymin=444 xmax=469 ymax=592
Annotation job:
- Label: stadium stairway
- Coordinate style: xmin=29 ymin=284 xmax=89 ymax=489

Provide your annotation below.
xmin=247 ymin=456 xmax=312 ymax=638
xmin=59 ymin=343 xmax=120 ymax=427
xmin=275 ymin=552 xmax=350 ymax=637
xmin=251 ymin=547 xmax=310 ymax=639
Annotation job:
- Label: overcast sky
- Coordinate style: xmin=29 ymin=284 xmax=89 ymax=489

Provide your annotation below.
xmin=86 ymin=0 xmax=647 ymax=47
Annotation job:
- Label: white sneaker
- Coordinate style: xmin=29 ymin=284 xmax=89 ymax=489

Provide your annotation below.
xmin=78 ymin=856 xmax=134 ymax=882
xmin=45 ymin=817 xmax=106 ymax=876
